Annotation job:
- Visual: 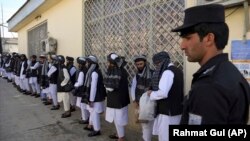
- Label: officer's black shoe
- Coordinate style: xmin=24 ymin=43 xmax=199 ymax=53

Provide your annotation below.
xmin=88 ymin=131 xmax=101 ymax=137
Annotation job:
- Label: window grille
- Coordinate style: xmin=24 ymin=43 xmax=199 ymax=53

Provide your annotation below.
xmin=28 ymin=22 xmax=48 ymax=57
xmin=84 ymin=0 xmax=185 ymax=83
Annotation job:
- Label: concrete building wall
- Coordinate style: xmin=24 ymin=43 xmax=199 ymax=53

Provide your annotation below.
xmin=17 ymin=0 xmax=83 ymax=57
xmin=2 ymin=38 xmax=18 ymax=53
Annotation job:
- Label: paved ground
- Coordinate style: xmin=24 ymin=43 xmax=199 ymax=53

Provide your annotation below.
xmin=0 ymin=77 xmax=158 ymax=141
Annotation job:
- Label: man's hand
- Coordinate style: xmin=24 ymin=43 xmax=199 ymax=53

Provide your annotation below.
xmin=147 ymin=90 xmax=152 ymax=96
xmin=133 ymin=101 xmax=139 ymax=109
xmin=89 ymin=102 xmax=94 ymax=108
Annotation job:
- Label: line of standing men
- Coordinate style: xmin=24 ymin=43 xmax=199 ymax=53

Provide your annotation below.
xmin=1 ymin=3 xmax=250 ymax=141
xmin=0 ymin=50 xmax=184 ymax=141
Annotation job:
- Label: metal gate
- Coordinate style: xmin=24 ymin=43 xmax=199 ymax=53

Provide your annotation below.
xmin=28 ymin=22 xmax=48 ymax=57
xmin=84 ymin=0 xmax=185 ymax=83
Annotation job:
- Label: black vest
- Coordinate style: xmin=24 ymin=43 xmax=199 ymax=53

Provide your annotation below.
xmin=21 ymin=60 xmax=28 ymax=75
xmin=16 ymin=60 xmax=22 ymax=76
xmin=156 ymin=66 xmax=184 ymax=116
xmin=74 ymin=70 xmax=85 ymax=97
xmin=30 ymin=61 xmax=38 ymax=77
xmin=68 ymin=65 xmax=77 ymax=85
xmin=49 ymin=64 xmax=58 ymax=84
xmin=91 ymin=69 xmax=106 ymax=102
xmin=135 ymin=72 xmax=152 ymax=102
xmin=57 ymin=65 xmax=68 ymax=92
xmin=106 ymin=68 xmax=130 ymax=108
xmin=39 ymin=63 xmax=49 ymax=88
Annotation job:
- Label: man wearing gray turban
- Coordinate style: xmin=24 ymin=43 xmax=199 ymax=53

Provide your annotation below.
xmin=148 ymin=51 xmax=184 ymax=141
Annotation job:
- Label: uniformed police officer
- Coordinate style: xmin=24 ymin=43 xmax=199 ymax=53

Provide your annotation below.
xmin=172 ymin=4 xmax=250 ymax=124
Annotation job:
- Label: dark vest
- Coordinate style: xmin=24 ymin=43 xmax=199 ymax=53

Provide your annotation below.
xmin=57 ymin=65 xmax=68 ymax=92
xmin=106 ymin=68 xmax=130 ymax=109
xmin=81 ymin=69 xmax=106 ymax=103
xmin=5 ymin=58 xmax=12 ymax=72
xmin=68 ymin=65 xmax=77 ymax=85
xmin=135 ymin=72 xmax=152 ymax=102
xmin=16 ymin=60 xmax=22 ymax=76
xmin=39 ymin=63 xmax=49 ymax=88
xmin=49 ymin=64 xmax=58 ymax=84
xmin=0 ymin=57 xmax=3 ymax=68
xmin=74 ymin=70 xmax=85 ymax=97
xmin=30 ymin=61 xmax=38 ymax=77
xmin=21 ymin=60 xmax=28 ymax=75
xmin=92 ymin=69 xmax=106 ymax=102
xmin=156 ymin=66 xmax=184 ymax=116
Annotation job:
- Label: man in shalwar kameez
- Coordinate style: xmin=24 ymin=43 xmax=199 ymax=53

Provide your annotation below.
xmin=131 ymin=55 xmax=154 ymax=141
xmin=104 ymin=53 xmax=130 ymax=141
xmin=147 ymin=51 xmax=184 ymax=141
xmin=83 ymin=55 xmax=106 ymax=137
xmin=74 ymin=57 xmax=90 ymax=124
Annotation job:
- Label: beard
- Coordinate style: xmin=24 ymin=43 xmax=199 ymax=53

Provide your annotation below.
xmin=137 ymin=66 xmax=145 ymax=73
xmin=138 ymin=69 xmax=144 ymax=73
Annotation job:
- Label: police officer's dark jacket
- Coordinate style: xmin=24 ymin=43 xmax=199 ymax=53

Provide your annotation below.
xmin=181 ymin=53 xmax=250 ymax=124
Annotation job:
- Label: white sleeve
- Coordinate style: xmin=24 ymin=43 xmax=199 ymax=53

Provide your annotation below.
xmin=61 ymin=68 xmax=70 ymax=86
xmin=5 ymin=61 xmax=10 ymax=67
xmin=89 ymin=72 xmax=98 ymax=102
xmin=150 ymin=70 xmax=174 ymax=100
xmin=47 ymin=65 xmax=57 ymax=77
xmin=74 ymin=72 xmax=84 ymax=87
xmin=30 ymin=62 xmax=40 ymax=69
xmin=130 ymin=76 xmax=137 ymax=101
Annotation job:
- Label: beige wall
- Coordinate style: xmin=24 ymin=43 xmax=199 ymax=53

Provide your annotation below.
xmin=17 ymin=0 xmax=83 ymax=58
xmin=182 ymin=1 xmax=250 ymax=94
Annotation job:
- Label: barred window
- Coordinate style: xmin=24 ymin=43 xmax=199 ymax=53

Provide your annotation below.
xmin=28 ymin=22 xmax=47 ymax=57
